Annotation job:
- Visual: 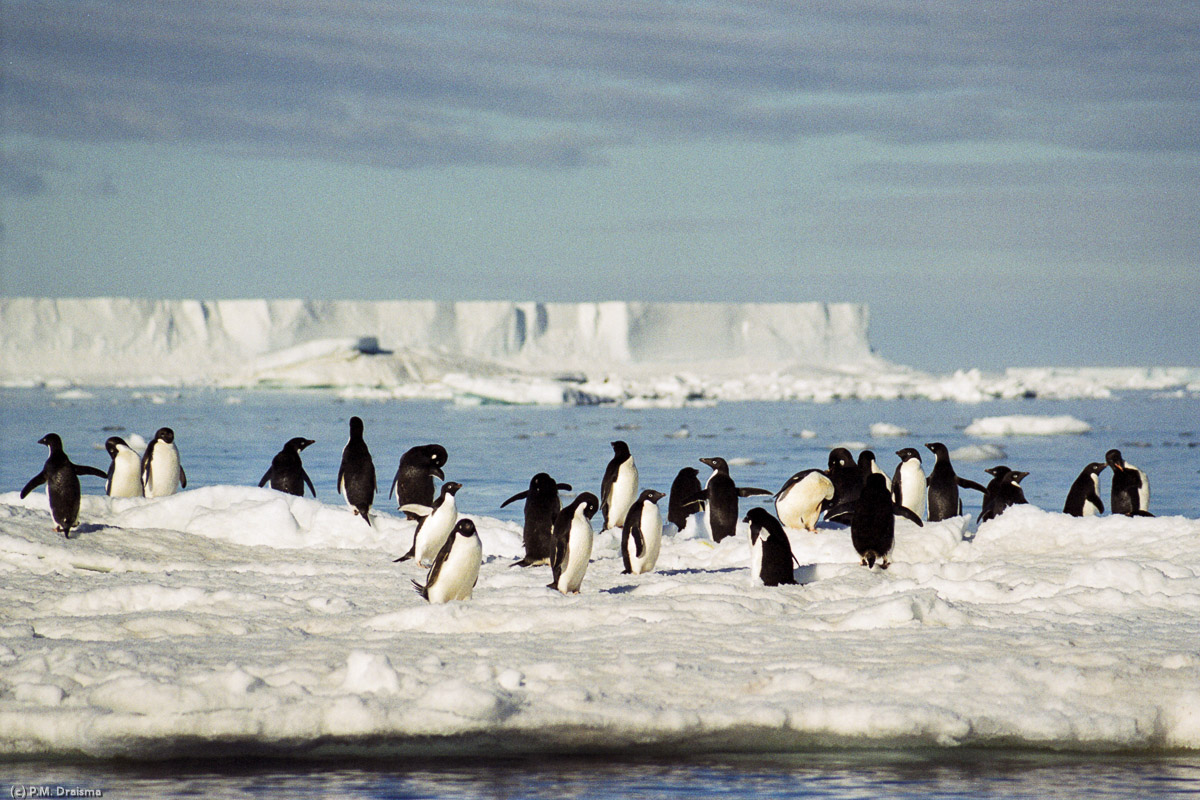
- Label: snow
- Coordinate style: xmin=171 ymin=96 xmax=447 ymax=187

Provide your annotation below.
xmin=5 ymin=298 xmax=1200 ymax=404
xmin=965 ymin=415 xmax=1093 ymax=437
xmin=3 ymin=485 xmax=1200 ymax=759
xmin=870 ymin=422 xmax=910 ymax=437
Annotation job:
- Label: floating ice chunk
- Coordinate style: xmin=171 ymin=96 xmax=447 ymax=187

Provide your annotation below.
xmin=964 ymin=415 xmax=1092 ymax=437
xmin=870 ymin=422 xmax=910 ymax=437
xmin=949 ymin=444 xmax=1006 ymax=462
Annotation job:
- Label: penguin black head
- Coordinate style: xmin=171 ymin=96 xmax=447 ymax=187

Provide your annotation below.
xmin=38 ymin=433 xmax=64 ymax=452
xmin=441 ymin=481 xmax=463 ymax=496
xmin=285 ymin=437 xmax=315 ymax=453
xmin=925 ymin=442 xmax=949 ymax=458
xmin=572 ymin=491 xmax=600 ymax=518
xmin=424 ymin=444 xmax=449 ymax=468
xmin=700 ymin=456 xmax=729 ymax=473
xmin=828 ymin=448 xmax=855 ymax=470
xmin=349 ymin=416 xmax=365 ymax=437
xmin=1082 ymin=462 xmax=1107 ymax=476
xmin=105 ymin=436 xmax=128 ymax=458
xmin=896 ymin=447 xmax=922 ymax=463
xmin=743 ymin=506 xmax=776 ymax=526
xmin=638 ymin=488 xmax=666 ymax=504
xmin=529 ymin=472 xmax=562 ymax=493
xmin=1105 ymin=449 xmax=1125 ymax=470
xmin=863 ymin=472 xmax=890 ymax=493
xmin=611 ymin=441 xmax=631 ymax=458
xmin=858 ymin=450 xmax=878 ymax=469
xmin=1009 ymin=471 xmax=1029 ymax=484
xmin=985 ymin=465 xmax=1010 ymax=478
xmin=153 ymin=427 xmax=175 ymax=444
xmin=452 ymin=518 xmax=478 ymax=538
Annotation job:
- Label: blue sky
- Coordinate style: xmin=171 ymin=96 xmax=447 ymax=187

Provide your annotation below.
xmin=2 ymin=1 xmax=1197 ymax=371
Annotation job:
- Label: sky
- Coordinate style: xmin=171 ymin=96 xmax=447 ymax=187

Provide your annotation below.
xmin=2 ymin=1 xmax=1198 ymax=371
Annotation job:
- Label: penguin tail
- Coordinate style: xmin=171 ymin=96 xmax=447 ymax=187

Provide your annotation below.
xmin=411 ymin=580 xmax=428 ymax=600
xmin=357 ymin=506 xmax=373 ymax=526
xmin=863 ymin=551 xmax=877 ymax=569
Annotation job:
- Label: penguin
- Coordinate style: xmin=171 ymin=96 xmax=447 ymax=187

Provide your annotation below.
xmin=978 ymin=465 xmax=1011 ymax=515
xmin=259 ymin=437 xmax=316 ymax=497
xmin=20 ymin=434 xmax=107 ymax=538
xmin=503 ymin=473 xmax=573 ymax=567
xmin=549 ymin=491 xmax=599 ymax=594
xmin=411 ymin=518 xmax=482 ymax=604
xmin=858 ymin=450 xmax=892 ymax=493
xmin=667 ymin=466 xmax=702 ymax=531
xmin=924 ymin=442 xmax=987 ymax=522
xmin=891 ymin=447 xmax=927 ymax=521
xmin=390 ymin=444 xmax=448 ymax=520
xmin=693 ymin=457 xmax=772 ymax=543
xmin=337 ymin=416 xmax=376 ymax=526
xmin=600 ymin=440 xmax=639 ymax=530
xmin=774 ymin=469 xmax=834 ymax=532
xmin=824 ymin=447 xmax=862 ymax=524
xmin=851 ymin=472 xmax=921 ymax=569
xmin=745 ymin=507 xmax=799 ymax=586
xmin=1106 ymin=448 xmax=1152 ymax=517
xmin=1064 ymin=462 xmax=1106 ymax=517
xmin=395 ymin=482 xmax=462 ymax=566
xmin=977 ymin=468 xmax=1029 ymax=523
xmin=103 ymin=436 xmax=144 ymax=498
xmin=141 ymin=427 xmax=186 ymax=498
xmin=621 ymin=488 xmax=666 ymax=575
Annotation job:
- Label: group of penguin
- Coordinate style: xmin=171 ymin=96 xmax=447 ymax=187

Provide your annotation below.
xmin=18 ymin=420 xmax=1154 ymax=603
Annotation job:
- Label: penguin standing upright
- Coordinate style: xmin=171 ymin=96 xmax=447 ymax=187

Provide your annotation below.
xmin=390 ymin=444 xmax=448 ymax=520
xmin=694 ymin=457 xmax=772 ymax=542
xmin=1106 ymin=449 xmax=1152 ymax=517
xmin=142 ymin=427 xmax=186 ymax=498
xmin=667 ymin=466 xmax=702 ymax=531
xmin=892 ymin=447 xmax=927 ymax=521
xmin=824 ymin=448 xmax=862 ymax=524
xmin=851 ymin=473 xmax=924 ymax=569
xmin=745 ymin=507 xmax=798 ymax=586
xmin=395 ymin=482 xmax=462 ymax=566
xmin=858 ymin=450 xmax=892 ymax=493
xmin=504 ymin=473 xmax=573 ymax=567
xmin=600 ymin=441 xmax=639 ymax=530
xmin=1064 ymin=462 xmax=1106 ymax=517
xmin=549 ymin=492 xmax=599 ymax=594
xmin=774 ymin=469 xmax=833 ymax=532
xmin=621 ymin=489 xmax=665 ymax=575
xmin=337 ymin=416 xmax=376 ymax=525
xmin=925 ymin=442 xmax=987 ymax=522
xmin=412 ymin=519 xmax=482 ymax=604
xmin=259 ymin=438 xmax=316 ymax=497
xmin=977 ymin=468 xmax=1029 ymax=523
xmin=21 ymin=434 xmax=107 ymax=537
xmin=103 ymin=436 xmax=144 ymax=498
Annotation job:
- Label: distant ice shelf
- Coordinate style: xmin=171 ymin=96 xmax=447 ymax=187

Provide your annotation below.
xmin=3 ymin=297 xmax=1199 ymax=404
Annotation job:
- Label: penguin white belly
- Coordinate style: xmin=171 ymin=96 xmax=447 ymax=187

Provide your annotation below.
xmin=144 ymin=444 xmax=181 ymax=498
xmin=109 ymin=448 xmax=143 ymax=498
xmin=627 ymin=503 xmax=662 ymax=575
xmin=557 ymin=515 xmax=594 ymax=593
xmin=1082 ymin=474 xmax=1101 ymax=517
xmin=426 ymin=535 xmax=482 ymax=603
xmin=415 ymin=499 xmax=458 ymax=566
xmin=750 ymin=535 xmax=764 ymax=584
xmin=1133 ymin=464 xmax=1150 ymax=512
xmin=775 ymin=473 xmax=833 ymax=531
xmin=607 ymin=460 xmax=639 ymax=529
xmin=897 ymin=462 xmax=927 ymax=519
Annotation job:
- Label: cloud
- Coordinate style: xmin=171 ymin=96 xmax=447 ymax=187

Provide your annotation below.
xmin=2 ymin=1 xmax=1197 ymax=169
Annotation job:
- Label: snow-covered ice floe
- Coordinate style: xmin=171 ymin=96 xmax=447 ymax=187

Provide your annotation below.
xmin=2 ymin=488 xmax=1200 ymax=759
xmin=965 ymin=415 xmax=1093 ymax=437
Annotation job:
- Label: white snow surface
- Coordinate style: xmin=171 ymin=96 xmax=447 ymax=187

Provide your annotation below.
xmin=3 ymin=487 xmax=1200 ymax=759
xmin=965 ymin=415 xmax=1093 ymax=437
xmin=5 ymin=298 xmax=1200 ymax=403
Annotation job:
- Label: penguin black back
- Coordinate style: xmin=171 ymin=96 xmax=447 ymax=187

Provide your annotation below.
xmin=391 ymin=444 xmax=448 ymax=519
xmin=745 ymin=507 xmax=798 ymax=586
xmin=260 ymin=437 xmax=316 ymax=497
xmin=667 ymin=466 xmax=702 ymax=530
xmin=503 ymin=472 xmax=572 ymax=567
xmin=338 ymin=416 xmax=376 ymax=524
xmin=851 ymin=473 xmax=895 ymax=569
xmin=978 ymin=469 xmax=1028 ymax=523
xmin=20 ymin=433 xmax=106 ymax=537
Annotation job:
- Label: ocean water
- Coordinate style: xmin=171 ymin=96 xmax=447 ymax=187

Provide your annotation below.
xmin=2 ymin=387 xmax=1199 ymax=797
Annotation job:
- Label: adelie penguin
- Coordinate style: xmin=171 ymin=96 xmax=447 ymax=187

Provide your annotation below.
xmin=892 ymin=447 xmax=927 ymax=521
xmin=851 ymin=473 xmax=924 ymax=569
xmin=390 ymin=444 xmax=448 ymax=520
xmin=745 ymin=508 xmax=799 ymax=586
xmin=859 ymin=450 xmax=892 ymax=493
xmin=20 ymin=434 xmax=107 ymax=538
xmin=667 ymin=466 xmax=702 ymax=531
xmin=259 ymin=438 xmax=316 ymax=497
xmin=774 ymin=469 xmax=833 ymax=532
xmin=395 ymin=482 xmax=462 ymax=567
xmin=504 ymin=472 xmax=572 ymax=567
xmin=977 ymin=468 xmax=1029 ymax=523
xmin=692 ymin=457 xmax=772 ymax=543
xmin=337 ymin=416 xmax=376 ymax=526
xmin=1064 ymin=462 xmax=1106 ymax=517
xmin=103 ymin=436 xmax=144 ymax=498
xmin=924 ymin=442 xmax=987 ymax=522
xmin=621 ymin=489 xmax=665 ymax=575
xmin=549 ymin=492 xmax=599 ymax=594
xmin=412 ymin=518 xmax=482 ymax=604
xmin=824 ymin=448 xmax=862 ymax=524
xmin=142 ymin=427 xmax=186 ymax=498
xmin=1106 ymin=448 xmax=1152 ymax=517
xmin=600 ymin=441 xmax=639 ymax=530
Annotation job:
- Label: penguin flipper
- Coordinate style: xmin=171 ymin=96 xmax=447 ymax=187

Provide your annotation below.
xmin=258 ymin=468 xmax=272 ymax=488
xmin=500 ymin=490 xmax=529 ymax=508
xmin=304 ymin=471 xmax=316 ymax=498
xmin=893 ymin=504 xmax=925 ymax=527
xmin=737 ymin=487 xmax=772 ymax=498
xmin=358 ymin=506 xmax=373 ymax=527
xmin=410 ymin=579 xmax=429 ymax=601
xmin=400 ymin=503 xmax=433 ymax=518
xmin=957 ymin=477 xmax=987 ymax=493
xmin=20 ymin=471 xmax=47 ymax=499
xmin=1134 ymin=509 xmax=1156 ymax=517
xmin=76 ymin=464 xmax=108 ymax=480
xmin=682 ymin=490 xmax=708 ymax=509
xmin=179 ymin=466 xmax=187 ymax=488
xmin=556 ymin=483 xmax=572 ymax=491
